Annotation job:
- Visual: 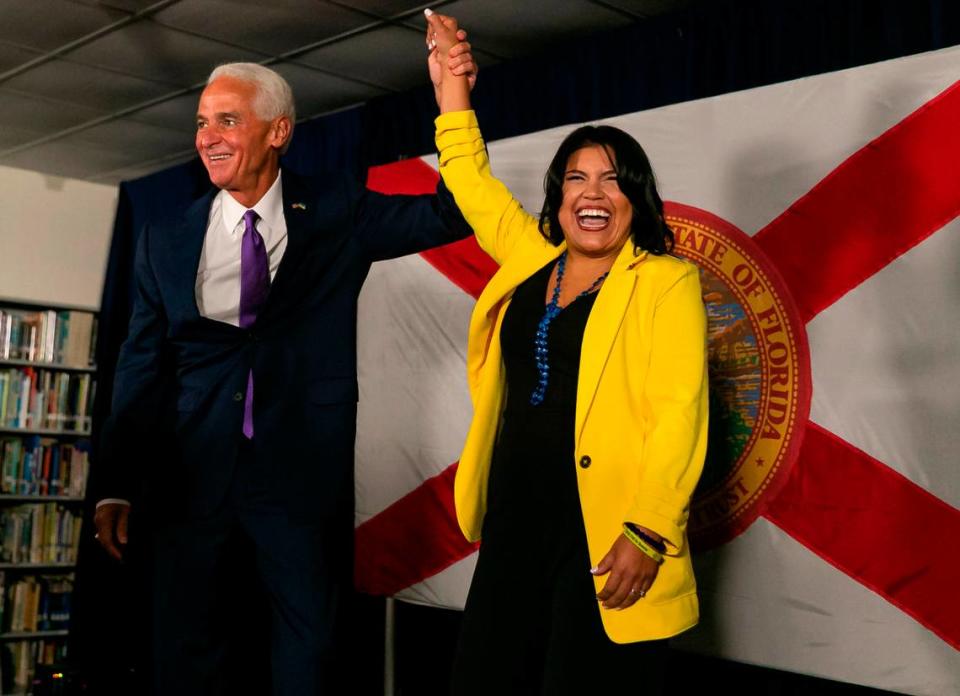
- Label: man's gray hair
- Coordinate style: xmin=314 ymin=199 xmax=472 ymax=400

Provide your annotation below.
xmin=208 ymin=63 xmax=296 ymax=152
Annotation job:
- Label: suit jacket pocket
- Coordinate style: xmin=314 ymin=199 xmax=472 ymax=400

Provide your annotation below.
xmin=309 ymin=377 xmax=358 ymax=405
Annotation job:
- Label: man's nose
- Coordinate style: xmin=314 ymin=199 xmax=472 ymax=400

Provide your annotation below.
xmin=198 ymin=127 xmax=221 ymax=148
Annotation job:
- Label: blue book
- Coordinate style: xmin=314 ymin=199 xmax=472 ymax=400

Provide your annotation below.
xmin=21 ymin=436 xmax=41 ymax=495
xmin=49 ymin=445 xmax=61 ymax=497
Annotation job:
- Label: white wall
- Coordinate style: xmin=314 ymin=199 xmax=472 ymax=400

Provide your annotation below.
xmin=0 ymin=164 xmax=117 ymax=310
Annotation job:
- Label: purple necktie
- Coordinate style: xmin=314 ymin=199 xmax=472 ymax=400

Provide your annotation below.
xmin=239 ymin=209 xmax=269 ymax=438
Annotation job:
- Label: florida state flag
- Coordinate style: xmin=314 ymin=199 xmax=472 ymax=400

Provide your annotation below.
xmin=353 ymin=45 xmax=960 ymax=695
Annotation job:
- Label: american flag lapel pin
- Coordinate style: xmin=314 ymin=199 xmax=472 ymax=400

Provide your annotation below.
xmin=291 ymin=202 xmax=307 ymax=210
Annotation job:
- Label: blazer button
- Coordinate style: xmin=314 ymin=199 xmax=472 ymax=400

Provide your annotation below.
xmin=579 ymin=455 xmax=592 ymax=469
xmin=233 ymin=392 xmax=244 ymax=402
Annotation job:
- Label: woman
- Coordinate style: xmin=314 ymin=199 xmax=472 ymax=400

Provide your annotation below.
xmin=426 ymin=12 xmax=709 ymax=694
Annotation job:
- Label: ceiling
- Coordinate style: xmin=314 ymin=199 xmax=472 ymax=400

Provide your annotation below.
xmin=0 ymin=0 xmax=693 ymax=184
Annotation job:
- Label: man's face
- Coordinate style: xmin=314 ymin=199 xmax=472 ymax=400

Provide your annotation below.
xmin=195 ymin=76 xmax=288 ymax=202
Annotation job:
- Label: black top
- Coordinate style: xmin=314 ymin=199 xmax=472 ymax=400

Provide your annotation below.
xmin=456 ymin=261 xmax=661 ymax=695
xmin=483 ymin=260 xmax=599 ymax=550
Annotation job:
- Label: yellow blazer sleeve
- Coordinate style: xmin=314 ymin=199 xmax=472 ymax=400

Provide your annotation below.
xmin=627 ymin=264 xmax=709 ymax=552
xmin=434 ymin=110 xmax=541 ymax=265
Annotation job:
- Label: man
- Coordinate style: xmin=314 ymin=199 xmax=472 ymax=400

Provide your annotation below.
xmin=93 ymin=44 xmax=477 ymax=694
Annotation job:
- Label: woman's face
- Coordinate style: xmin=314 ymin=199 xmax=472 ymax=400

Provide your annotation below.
xmin=557 ymin=144 xmax=633 ymax=260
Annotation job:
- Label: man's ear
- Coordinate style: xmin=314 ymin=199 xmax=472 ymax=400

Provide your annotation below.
xmin=271 ymin=116 xmax=292 ymax=150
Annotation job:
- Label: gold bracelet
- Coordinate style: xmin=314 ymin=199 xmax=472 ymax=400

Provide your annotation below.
xmin=622 ymin=523 xmax=664 ymax=565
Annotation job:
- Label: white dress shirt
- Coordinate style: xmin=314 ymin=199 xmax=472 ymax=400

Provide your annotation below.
xmin=97 ymin=172 xmax=287 ymax=510
xmin=196 ymin=172 xmax=288 ymax=324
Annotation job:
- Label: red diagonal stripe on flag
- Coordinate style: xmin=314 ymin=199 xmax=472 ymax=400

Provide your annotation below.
xmin=367 ymin=158 xmax=498 ymax=299
xmin=355 ymin=462 xmax=477 ymax=595
xmin=754 ymin=79 xmax=960 ymax=323
xmin=750 ymin=79 xmax=960 ymax=645
xmin=763 ymin=422 xmax=960 ymax=649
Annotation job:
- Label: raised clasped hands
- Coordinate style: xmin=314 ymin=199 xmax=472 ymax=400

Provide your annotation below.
xmin=592 ymin=528 xmax=663 ymax=610
xmin=425 ymin=9 xmax=476 ymax=107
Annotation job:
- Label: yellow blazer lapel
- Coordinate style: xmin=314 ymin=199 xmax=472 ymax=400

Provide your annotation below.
xmin=467 ymin=235 xmax=564 ymax=392
xmin=575 ymin=243 xmax=648 ymax=448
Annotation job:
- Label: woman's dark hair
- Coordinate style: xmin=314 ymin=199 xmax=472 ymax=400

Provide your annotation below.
xmin=538 ymin=125 xmax=674 ymax=255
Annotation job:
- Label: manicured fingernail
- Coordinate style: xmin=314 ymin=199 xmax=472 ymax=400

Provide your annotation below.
xmin=424 ymin=8 xmax=434 ymax=17
xmin=589 ymin=566 xmax=599 ymax=574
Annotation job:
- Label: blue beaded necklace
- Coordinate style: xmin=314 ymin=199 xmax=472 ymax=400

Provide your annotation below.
xmin=530 ymin=251 xmax=610 ymax=406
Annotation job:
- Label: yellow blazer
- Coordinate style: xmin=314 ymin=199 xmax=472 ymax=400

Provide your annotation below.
xmin=436 ymin=110 xmax=709 ymax=642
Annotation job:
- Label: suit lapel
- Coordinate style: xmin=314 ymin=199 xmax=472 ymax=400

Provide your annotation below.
xmin=477 ymin=234 xmax=567 ymax=324
xmin=166 ymin=190 xmax=216 ymax=320
xmin=575 ymin=244 xmax=647 ymax=448
xmin=468 ymin=236 xmax=563 ymax=386
xmin=468 ymin=234 xmax=650 ymax=448
xmin=266 ymin=170 xmax=315 ymax=305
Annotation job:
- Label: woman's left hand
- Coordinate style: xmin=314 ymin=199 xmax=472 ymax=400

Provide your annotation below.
xmin=592 ymin=533 xmax=661 ymax=610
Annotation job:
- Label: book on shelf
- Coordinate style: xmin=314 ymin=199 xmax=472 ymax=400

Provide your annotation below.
xmin=3 ymin=575 xmax=73 ymax=634
xmin=0 ymin=505 xmax=83 ymax=565
xmin=0 ymin=437 xmax=89 ymax=497
xmin=1 ymin=637 xmax=67 ymax=692
xmin=38 ymin=577 xmax=71 ymax=631
xmin=0 ymin=309 xmax=96 ymax=368
xmin=0 ymin=367 xmax=95 ymax=433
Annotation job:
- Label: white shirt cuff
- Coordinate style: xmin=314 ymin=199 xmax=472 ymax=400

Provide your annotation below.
xmin=96 ymin=498 xmax=131 ymax=508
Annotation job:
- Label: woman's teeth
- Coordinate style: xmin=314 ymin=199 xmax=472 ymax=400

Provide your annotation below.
xmin=577 ymin=208 xmax=610 ymax=229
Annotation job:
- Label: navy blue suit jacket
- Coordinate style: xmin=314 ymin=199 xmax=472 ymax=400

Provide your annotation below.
xmin=99 ymin=169 xmax=471 ymax=521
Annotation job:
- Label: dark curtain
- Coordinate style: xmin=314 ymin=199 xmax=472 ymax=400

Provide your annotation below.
xmin=71 ymin=0 xmax=958 ymax=691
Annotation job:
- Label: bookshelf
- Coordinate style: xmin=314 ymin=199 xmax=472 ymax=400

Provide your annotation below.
xmin=0 ymin=300 xmax=95 ymax=694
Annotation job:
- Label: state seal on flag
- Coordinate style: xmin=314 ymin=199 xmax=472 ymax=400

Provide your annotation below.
xmin=665 ymin=202 xmax=812 ymax=551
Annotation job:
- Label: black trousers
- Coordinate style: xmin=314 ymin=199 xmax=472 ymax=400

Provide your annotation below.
xmin=148 ymin=437 xmax=352 ymax=696
xmin=451 ymin=528 xmax=666 ymax=696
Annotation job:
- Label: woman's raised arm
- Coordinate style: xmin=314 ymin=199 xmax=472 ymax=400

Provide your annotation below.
xmin=427 ymin=11 xmax=541 ymax=264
